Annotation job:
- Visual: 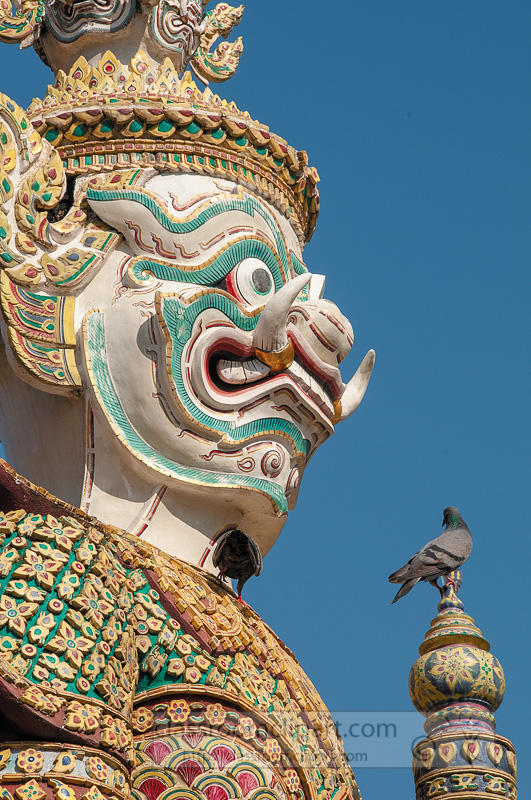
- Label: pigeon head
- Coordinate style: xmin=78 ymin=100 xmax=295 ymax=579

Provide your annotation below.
xmin=442 ymin=506 xmax=463 ymax=528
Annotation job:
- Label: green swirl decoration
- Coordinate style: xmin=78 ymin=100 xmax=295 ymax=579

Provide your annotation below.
xmin=86 ymin=188 xmax=303 ymax=285
xmin=130 ymin=238 xmax=285 ymax=289
xmin=160 ymin=291 xmax=310 ymax=460
xmin=85 ymin=311 xmax=302 ymax=515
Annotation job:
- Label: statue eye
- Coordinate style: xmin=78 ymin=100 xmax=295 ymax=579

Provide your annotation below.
xmin=226 ymin=258 xmax=276 ymax=306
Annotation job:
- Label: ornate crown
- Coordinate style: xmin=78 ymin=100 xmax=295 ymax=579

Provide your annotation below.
xmin=0 ymin=1 xmax=320 ymax=241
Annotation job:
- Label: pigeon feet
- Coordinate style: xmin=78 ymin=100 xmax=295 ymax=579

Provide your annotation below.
xmin=444 ymin=575 xmax=459 ymax=593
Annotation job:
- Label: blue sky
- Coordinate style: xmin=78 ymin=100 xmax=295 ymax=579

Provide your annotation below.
xmin=0 ymin=2 xmax=530 ymax=798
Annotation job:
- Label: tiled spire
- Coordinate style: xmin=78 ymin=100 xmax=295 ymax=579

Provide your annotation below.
xmin=409 ymin=571 xmax=517 ymax=799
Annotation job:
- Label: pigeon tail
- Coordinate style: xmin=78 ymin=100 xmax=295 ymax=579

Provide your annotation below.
xmin=389 ymin=563 xmax=412 ymax=582
xmin=391 ymin=577 xmax=420 ymax=604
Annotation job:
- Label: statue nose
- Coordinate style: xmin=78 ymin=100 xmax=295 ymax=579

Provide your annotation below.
xmin=287 ymin=299 xmax=354 ymax=368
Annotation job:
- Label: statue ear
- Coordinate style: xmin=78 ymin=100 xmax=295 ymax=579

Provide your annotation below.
xmin=0 ymin=93 xmax=77 ymax=394
xmin=0 ymin=271 xmax=83 ymax=394
xmin=0 ymin=94 xmax=121 ymax=395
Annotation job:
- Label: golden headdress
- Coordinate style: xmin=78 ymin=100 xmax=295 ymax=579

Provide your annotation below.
xmin=0 ymin=1 xmax=320 ymax=242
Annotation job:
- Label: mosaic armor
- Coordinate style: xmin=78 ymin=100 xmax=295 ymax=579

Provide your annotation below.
xmin=0 ymin=463 xmax=361 ymax=800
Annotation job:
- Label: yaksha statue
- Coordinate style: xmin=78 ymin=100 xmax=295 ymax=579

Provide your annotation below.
xmin=0 ymin=2 xmax=373 ymax=799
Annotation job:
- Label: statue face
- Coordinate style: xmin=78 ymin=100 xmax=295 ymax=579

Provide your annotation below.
xmin=43 ymin=0 xmax=136 ymax=42
xmin=150 ymin=0 xmax=205 ymax=69
xmin=41 ymin=0 xmax=205 ymax=71
xmin=80 ymin=173 xmax=358 ymax=545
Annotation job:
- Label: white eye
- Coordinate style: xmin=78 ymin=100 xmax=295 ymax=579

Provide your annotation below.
xmin=227 ymin=258 xmax=276 ymax=307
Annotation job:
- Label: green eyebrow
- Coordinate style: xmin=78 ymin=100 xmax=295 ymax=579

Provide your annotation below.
xmin=87 ymin=186 xmax=302 ymax=282
xmin=128 ymin=237 xmax=285 ymax=288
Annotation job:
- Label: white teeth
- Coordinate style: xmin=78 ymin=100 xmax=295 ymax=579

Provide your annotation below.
xmin=216 ymin=354 xmax=334 ymax=419
xmin=243 ymin=358 xmax=271 ymax=382
xmin=217 ymin=357 xmax=270 ymax=385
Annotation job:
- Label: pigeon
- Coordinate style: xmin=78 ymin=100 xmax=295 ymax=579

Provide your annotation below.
xmin=388 ymin=506 xmax=472 ymax=604
xmin=212 ymin=529 xmax=263 ymax=601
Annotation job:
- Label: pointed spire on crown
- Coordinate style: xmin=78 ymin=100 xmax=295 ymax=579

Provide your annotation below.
xmin=0 ymin=1 xmax=244 ymax=84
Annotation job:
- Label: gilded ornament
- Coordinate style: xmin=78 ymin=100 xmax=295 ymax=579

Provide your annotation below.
xmin=167 ymin=698 xmax=191 ymax=723
xmin=424 ymin=777 xmax=447 ymax=797
xmin=449 ymin=773 xmax=478 ymax=791
xmin=263 ymin=740 xmax=281 ymax=764
xmin=95 ymin=663 xmax=129 ymax=710
xmin=204 ymin=703 xmax=226 ymax=727
xmin=48 ymin=782 xmax=76 ymax=800
xmin=14 ymin=781 xmax=46 ymax=800
xmin=461 ymin=739 xmax=481 ymax=764
xmin=237 ymin=716 xmax=256 ymax=741
xmin=0 ymin=510 xmax=25 ymax=535
xmin=437 ymin=742 xmax=456 ymax=765
xmin=0 ymin=595 xmax=39 ymax=637
xmin=132 ymin=707 xmax=154 ymax=733
xmin=184 ymin=665 xmax=201 ymax=683
xmin=100 ymin=714 xmax=132 ymax=751
xmin=64 ymin=700 xmax=101 ymax=734
xmin=410 ymin=644 xmax=505 ymax=714
xmin=16 ymin=749 xmax=44 ymax=773
xmin=411 ymin=583 xmax=518 ymax=800
xmin=12 ymin=545 xmax=68 ymax=591
xmin=51 ymin=751 xmax=77 ymax=774
xmin=45 ymin=619 xmax=96 ymax=668
xmin=486 ymin=741 xmax=504 ymax=767
xmin=483 ymin=774 xmax=508 ymax=795
xmin=416 ymin=746 xmax=435 ymax=770
xmin=506 ymin=751 xmax=517 ymax=777
xmin=85 ymin=756 xmax=110 ymax=781
xmin=0 ymin=548 xmax=22 ymax=578
xmin=283 ymin=771 xmax=301 ymax=793
xmin=80 ymin=789 xmax=106 ymax=800
xmin=189 ymin=4 xmax=244 ymax=84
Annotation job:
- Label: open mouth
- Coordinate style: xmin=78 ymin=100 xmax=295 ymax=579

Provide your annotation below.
xmin=210 ymin=341 xmax=339 ymax=422
xmin=158 ymin=272 xmax=374 ymax=444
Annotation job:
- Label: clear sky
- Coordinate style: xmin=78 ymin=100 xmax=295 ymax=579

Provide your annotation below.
xmin=0 ymin=2 xmax=529 ymax=798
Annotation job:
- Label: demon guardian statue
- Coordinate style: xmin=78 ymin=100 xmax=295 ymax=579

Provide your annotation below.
xmin=0 ymin=3 xmax=372 ymax=799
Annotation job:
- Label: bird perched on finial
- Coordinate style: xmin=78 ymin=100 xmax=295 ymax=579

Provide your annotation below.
xmin=212 ymin=529 xmax=263 ymax=601
xmin=388 ymin=506 xmax=473 ymax=604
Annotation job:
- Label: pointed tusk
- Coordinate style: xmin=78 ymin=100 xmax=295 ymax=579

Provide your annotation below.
xmin=337 ymin=349 xmax=375 ymax=422
xmin=253 ymin=273 xmax=311 ymax=359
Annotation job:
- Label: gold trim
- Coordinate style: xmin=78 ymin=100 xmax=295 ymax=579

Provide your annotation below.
xmin=27 ymin=52 xmax=320 ymax=243
xmin=332 ymin=399 xmax=342 ymax=425
xmin=416 ymin=765 xmax=516 ymax=785
xmin=255 ymin=342 xmax=294 ymax=375
xmin=414 ymin=733 xmax=516 ymax=751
